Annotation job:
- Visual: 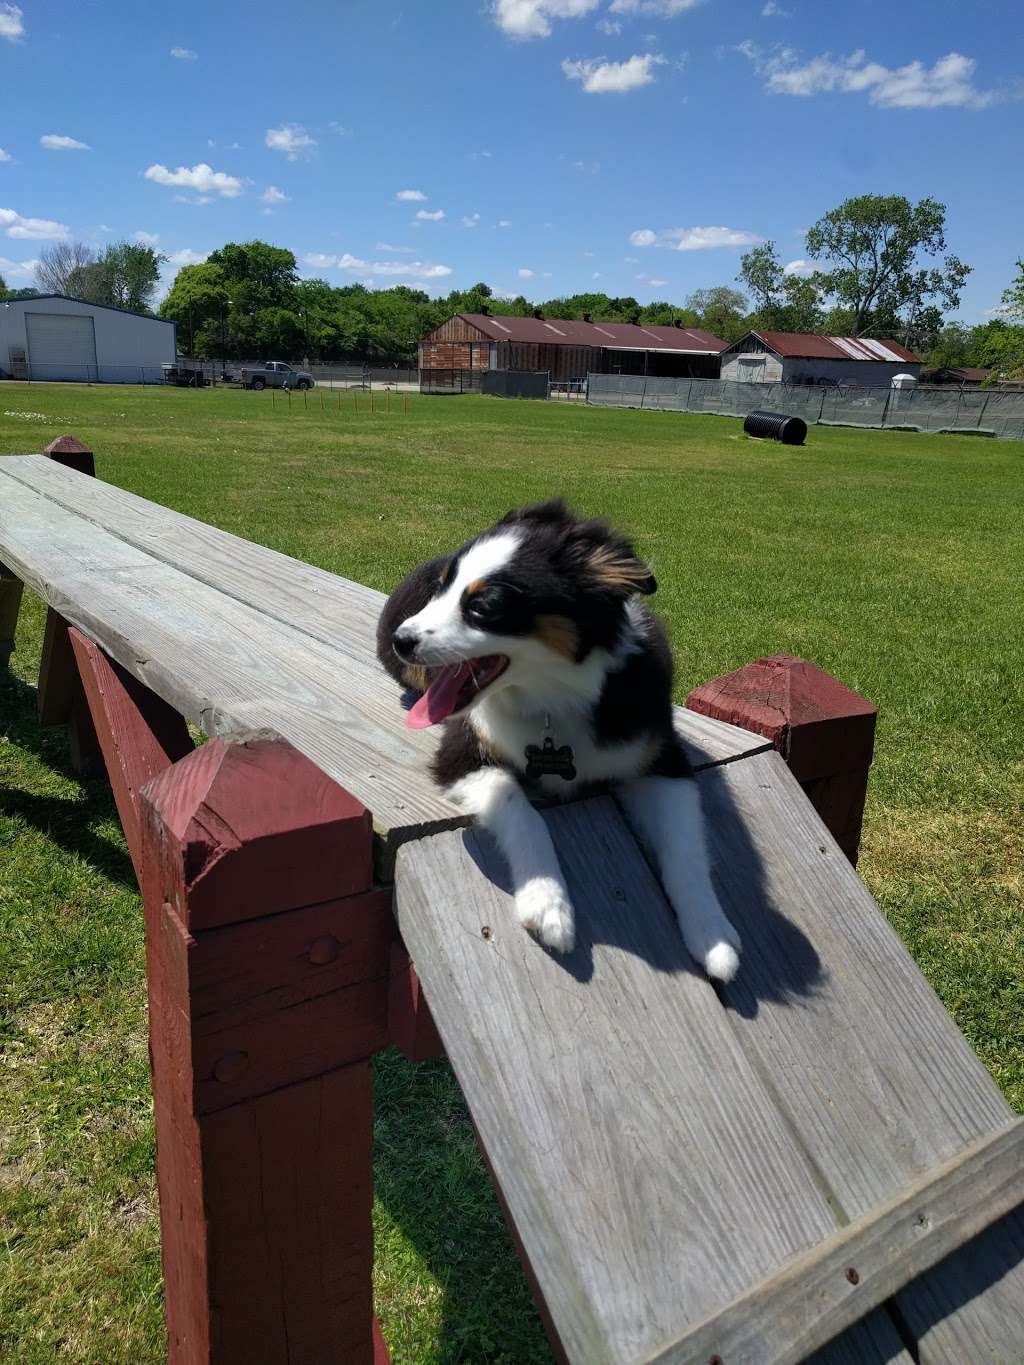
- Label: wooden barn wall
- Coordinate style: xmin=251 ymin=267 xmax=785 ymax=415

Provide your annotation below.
xmin=500 ymin=342 xmax=601 ymax=382
xmin=423 ymin=316 xmax=489 ymax=344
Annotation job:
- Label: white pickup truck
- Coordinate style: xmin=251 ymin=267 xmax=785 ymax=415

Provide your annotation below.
xmin=239 ymin=361 xmax=315 ymax=391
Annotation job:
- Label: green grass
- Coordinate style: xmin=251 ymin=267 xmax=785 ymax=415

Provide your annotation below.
xmin=1 ymin=382 xmax=1022 ymax=1361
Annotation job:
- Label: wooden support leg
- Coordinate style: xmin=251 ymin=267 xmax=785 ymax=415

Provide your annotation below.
xmin=67 ymin=627 xmax=194 ymax=881
xmin=139 ymin=738 xmax=395 ymax=1364
xmin=687 ymin=654 xmax=877 ymax=865
xmin=0 ymin=561 xmax=23 ymax=668
xmin=388 ymin=942 xmax=445 ymax=1062
xmin=36 ymin=609 xmax=105 ymax=777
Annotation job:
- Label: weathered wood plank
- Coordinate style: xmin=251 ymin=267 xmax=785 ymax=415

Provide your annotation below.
xmin=394 ymin=798 xmax=910 ymax=1365
xmin=647 ymin=1120 xmax=1024 ymax=1365
xmin=0 ymin=457 xmax=767 ymax=771
xmin=698 ymin=750 xmax=1024 ymax=1361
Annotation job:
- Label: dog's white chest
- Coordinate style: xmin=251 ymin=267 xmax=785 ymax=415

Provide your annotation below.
xmin=470 ymin=702 xmax=653 ymax=798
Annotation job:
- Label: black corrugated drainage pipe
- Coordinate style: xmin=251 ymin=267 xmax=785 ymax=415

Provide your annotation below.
xmin=743 ymin=410 xmax=808 ymax=445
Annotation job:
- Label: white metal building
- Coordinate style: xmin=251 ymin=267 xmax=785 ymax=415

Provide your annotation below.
xmin=720 ymin=331 xmax=922 ymax=387
xmin=0 ymin=294 xmax=176 ymax=383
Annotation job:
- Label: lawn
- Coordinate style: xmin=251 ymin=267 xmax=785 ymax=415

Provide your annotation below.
xmin=1 ymin=382 xmax=1022 ymax=1362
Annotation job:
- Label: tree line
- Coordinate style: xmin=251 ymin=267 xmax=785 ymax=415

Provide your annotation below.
xmin=1 ymin=193 xmax=1021 ymax=379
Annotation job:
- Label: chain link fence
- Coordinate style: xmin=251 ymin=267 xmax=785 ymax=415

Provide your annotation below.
xmin=587 ymin=374 xmax=1024 ymax=441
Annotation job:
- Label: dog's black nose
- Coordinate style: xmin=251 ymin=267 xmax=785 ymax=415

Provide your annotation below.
xmin=392 ymin=629 xmax=418 ymax=662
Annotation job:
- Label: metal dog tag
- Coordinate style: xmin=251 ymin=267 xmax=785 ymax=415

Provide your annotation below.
xmin=524 ymin=736 xmax=577 ymax=782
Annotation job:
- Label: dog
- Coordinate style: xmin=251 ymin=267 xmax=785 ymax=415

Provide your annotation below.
xmin=376 ymin=500 xmax=740 ymax=982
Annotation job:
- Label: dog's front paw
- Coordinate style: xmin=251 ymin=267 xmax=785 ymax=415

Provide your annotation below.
xmin=704 ymin=940 xmax=741 ymax=983
xmin=515 ymin=877 xmax=575 ymax=954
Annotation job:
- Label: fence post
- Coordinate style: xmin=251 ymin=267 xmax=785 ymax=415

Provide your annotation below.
xmin=138 ymin=737 xmax=393 ymax=1364
xmin=687 ymin=654 xmax=877 ymax=866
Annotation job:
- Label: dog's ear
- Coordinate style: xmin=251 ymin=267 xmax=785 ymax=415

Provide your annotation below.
xmin=498 ymin=498 xmax=571 ymax=528
xmin=562 ymin=521 xmax=657 ymax=597
xmin=376 ymin=555 xmax=448 ymax=684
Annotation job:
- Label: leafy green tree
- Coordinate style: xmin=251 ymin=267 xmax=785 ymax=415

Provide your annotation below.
xmin=0 ymin=274 xmax=6 ymax=296
xmin=1000 ymin=259 xmax=1024 ymax=321
xmin=737 ymin=242 xmax=822 ymax=333
xmin=804 ymin=195 xmax=970 ymax=338
xmin=207 ymin=242 xmax=298 ymax=311
xmin=966 ymin=319 xmax=1024 ymax=379
xmin=159 ymin=263 xmax=230 ymax=356
xmin=924 ymin=323 xmax=973 ymax=370
xmin=685 ymin=286 xmax=749 ymax=342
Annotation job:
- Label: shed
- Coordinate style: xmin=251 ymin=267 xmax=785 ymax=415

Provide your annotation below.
xmin=720 ymin=331 xmax=922 ymax=387
xmin=420 ymin=312 xmax=727 ymax=382
xmin=0 ymin=295 xmax=176 ymax=383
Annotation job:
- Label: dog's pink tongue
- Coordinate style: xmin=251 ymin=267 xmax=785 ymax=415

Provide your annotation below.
xmin=405 ymin=663 xmax=470 ymax=729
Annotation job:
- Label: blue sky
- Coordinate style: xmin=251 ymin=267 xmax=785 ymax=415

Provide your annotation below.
xmin=1 ymin=0 xmax=1021 ymax=319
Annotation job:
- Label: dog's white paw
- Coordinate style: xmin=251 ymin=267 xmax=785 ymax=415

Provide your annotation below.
xmin=704 ymin=940 xmax=741 ymax=983
xmin=515 ymin=877 xmax=576 ymax=954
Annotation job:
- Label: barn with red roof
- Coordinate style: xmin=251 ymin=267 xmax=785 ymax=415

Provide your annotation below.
xmin=420 ymin=310 xmax=728 ymax=383
xmin=720 ymin=330 xmax=922 ymax=387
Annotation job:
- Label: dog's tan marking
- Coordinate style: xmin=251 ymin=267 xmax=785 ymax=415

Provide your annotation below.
xmin=465 ymin=578 xmax=488 ymax=597
xmin=535 ymin=614 xmax=579 ymax=660
xmin=586 ymin=544 xmax=654 ymax=594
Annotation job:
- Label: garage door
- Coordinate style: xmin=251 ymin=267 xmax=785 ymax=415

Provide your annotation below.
xmin=25 ymin=312 xmax=98 ymax=381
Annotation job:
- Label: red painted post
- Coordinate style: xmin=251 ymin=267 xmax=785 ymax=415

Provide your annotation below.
xmin=0 ymin=560 xmax=22 ymax=668
xmin=687 ymin=654 xmax=877 ymax=865
xmin=139 ymin=738 xmax=395 ymax=1363
xmin=388 ymin=944 xmax=445 ymax=1062
xmin=34 ymin=438 xmax=103 ymax=773
xmin=68 ymin=628 xmax=193 ymax=881
xmin=43 ymin=433 xmax=96 ymax=476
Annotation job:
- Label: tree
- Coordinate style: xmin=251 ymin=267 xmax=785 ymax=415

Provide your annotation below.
xmin=159 ymin=262 xmax=229 ymax=356
xmin=738 ymin=242 xmax=823 ymax=333
xmin=33 ymin=241 xmax=96 ymax=295
xmin=804 ymin=195 xmax=970 ymax=338
xmin=0 ymin=274 xmax=6 ymax=296
xmin=98 ymin=241 xmax=165 ymax=312
xmin=685 ymin=286 xmax=749 ymax=342
xmin=206 ymin=241 xmax=298 ymax=310
xmin=1000 ymin=259 xmax=1024 ymax=321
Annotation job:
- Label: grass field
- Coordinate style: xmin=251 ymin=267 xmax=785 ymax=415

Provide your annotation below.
xmin=2 ymin=382 xmax=1022 ymax=1362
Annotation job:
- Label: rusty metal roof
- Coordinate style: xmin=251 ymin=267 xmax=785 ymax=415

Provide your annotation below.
xmin=740 ymin=331 xmax=922 ymax=364
xmin=452 ymin=314 xmax=728 ymax=354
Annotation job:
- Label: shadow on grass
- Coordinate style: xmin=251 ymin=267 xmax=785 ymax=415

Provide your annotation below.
xmin=0 ymin=668 xmax=135 ymax=892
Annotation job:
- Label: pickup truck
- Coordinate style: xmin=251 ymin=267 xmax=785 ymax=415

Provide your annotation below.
xmin=239 ymin=361 xmax=315 ymax=391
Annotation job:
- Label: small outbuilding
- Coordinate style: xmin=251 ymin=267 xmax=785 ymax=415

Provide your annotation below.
xmin=720 ymin=330 xmax=922 ymax=387
xmin=420 ymin=311 xmax=727 ymax=382
xmin=0 ymin=294 xmax=176 ymax=383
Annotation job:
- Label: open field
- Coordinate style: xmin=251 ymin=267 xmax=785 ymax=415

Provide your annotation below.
xmin=2 ymin=382 xmax=1022 ymax=1362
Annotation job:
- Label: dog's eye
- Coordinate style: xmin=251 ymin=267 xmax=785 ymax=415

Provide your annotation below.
xmin=465 ymin=587 xmax=502 ymax=625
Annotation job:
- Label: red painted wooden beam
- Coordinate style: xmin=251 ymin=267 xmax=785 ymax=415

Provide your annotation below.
xmin=687 ymin=654 xmax=877 ymax=864
xmin=139 ymin=738 xmax=394 ymax=1364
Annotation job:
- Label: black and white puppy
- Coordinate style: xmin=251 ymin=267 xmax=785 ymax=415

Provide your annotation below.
xmin=376 ymin=500 xmax=740 ymax=982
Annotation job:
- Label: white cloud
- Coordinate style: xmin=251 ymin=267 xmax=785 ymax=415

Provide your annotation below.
xmin=0 ymin=147 xmax=11 ymax=163
xmin=265 ymin=124 xmax=317 ymax=158
xmin=493 ymin=0 xmax=600 ymax=41
xmin=301 ymin=251 xmax=452 ymax=279
xmin=396 ymin=188 xmax=427 ymax=201
xmin=630 ymin=224 xmax=763 ymax=250
xmin=469 ymin=149 xmax=493 ymax=159
xmin=517 ymin=267 xmax=535 ymax=278
xmin=166 ymin=248 xmax=209 ymax=266
xmin=783 ymin=258 xmax=815 ymax=277
xmin=609 ymin=0 xmax=702 ymax=13
xmin=375 ymin=242 xmax=416 ymax=252
xmin=0 ymin=3 xmax=24 ymax=41
xmin=134 ymin=231 xmax=160 ymax=247
xmin=462 ymin=213 xmax=481 ymax=227
xmin=761 ymin=1 xmax=789 ymax=15
xmin=497 ymin=219 xmax=512 ymax=228
xmin=415 ymin=208 xmax=445 ymax=221
xmin=647 ymin=277 xmax=668 ymax=287
xmin=261 ymin=185 xmax=290 ymax=205
xmin=0 ymin=207 xmax=69 ymax=240
xmin=145 ymin=162 xmax=243 ymax=197
xmin=40 ymin=134 xmax=90 ymax=151
xmin=173 ymin=194 xmax=213 ymax=206
xmin=597 ymin=18 xmax=621 ymax=34
xmin=737 ymin=42 xmax=1000 ymax=109
xmin=170 ymin=46 xmax=197 ymax=59
xmin=562 ymin=52 xmax=666 ymax=93
xmin=592 ymin=271 xmax=603 ymax=279
xmin=624 ymin=255 xmax=640 ymax=263
xmin=0 ymin=254 xmax=38 ymax=278
xmin=327 ymin=121 xmax=352 ymax=136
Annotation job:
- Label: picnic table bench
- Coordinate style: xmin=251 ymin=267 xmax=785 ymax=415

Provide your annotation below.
xmin=1 ymin=440 xmax=1022 ymax=1365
